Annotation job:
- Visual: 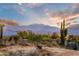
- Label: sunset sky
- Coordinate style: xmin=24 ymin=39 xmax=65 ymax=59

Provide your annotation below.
xmin=0 ymin=3 xmax=79 ymax=27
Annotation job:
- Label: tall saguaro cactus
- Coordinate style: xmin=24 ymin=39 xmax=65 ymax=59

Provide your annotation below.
xmin=60 ymin=19 xmax=67 ymax=45
xmin=0 ymin=25 xmax=4 ymax=39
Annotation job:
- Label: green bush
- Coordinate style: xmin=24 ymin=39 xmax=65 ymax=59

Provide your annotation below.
xmin=51 ymin=41 xmax=59 ymax=47
xmin=51 ymin=32 xmax=59 ymax=39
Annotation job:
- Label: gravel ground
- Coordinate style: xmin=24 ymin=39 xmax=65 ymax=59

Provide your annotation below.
xmin=0 ymin=45 xmax=79 ymax=56
xmin=42 ymin=47 xmax=79 ymax=56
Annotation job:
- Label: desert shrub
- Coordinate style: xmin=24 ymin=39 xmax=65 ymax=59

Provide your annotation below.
xmin=51 ymin=41 xmax=59 ymax=47
xmin=17 ymin=31 xmax=28 ymax=39
xmin=51 ymin=32 xmax=59 ymax=39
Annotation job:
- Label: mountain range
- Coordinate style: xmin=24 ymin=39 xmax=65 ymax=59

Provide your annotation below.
xmin=3 ymin=24 xmax=79 ymax=36
xmin=68 ymin=24 xmax=79 ymax=35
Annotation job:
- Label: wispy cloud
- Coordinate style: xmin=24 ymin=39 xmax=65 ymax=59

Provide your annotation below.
xmin=16 ymin=3 xmax=43 ymax=15
xmin=27 ymin=3 xmax=43 ymax=8
xmin=0 ymin=3 xmax=79 ymax=27
xmin=44 ymin=3 xmax=79 ymax=27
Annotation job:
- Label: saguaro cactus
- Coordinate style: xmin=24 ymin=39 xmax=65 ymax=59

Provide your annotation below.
xmin=60 ymin=19 xmax=67 ymax=45
xmin=0 ymin=25 xmax=4 ymax=39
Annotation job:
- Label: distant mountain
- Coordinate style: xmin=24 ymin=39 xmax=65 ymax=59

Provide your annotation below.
xmin=26 ymin=24 xmax=60 ymax=34
xmin=2 ymin=24 xmax=79 ymax=36
xmin=68 ymin=24 xmax=79 ymax=35
xmin=68 ymin=24 xmax=79 ymax=29
xmin=3 ymin=25 xmax=27 ymax=36
xmin=3 ymin=24 xmax=60 ymax=36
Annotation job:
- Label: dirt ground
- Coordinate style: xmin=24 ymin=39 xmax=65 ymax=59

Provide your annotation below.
xmin=42 ymin=47 xmax=79 ymax=56
xmin=0 ymin=45 xmax=79 ymax=56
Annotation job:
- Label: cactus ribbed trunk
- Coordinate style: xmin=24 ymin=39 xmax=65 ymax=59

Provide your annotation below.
xmin=0 ymin=25 xmax=3 ymax=39
xmin=60 ymin=19 xmax=67 ymax=45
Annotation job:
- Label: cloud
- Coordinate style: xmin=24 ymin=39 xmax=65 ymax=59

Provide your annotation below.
xmin=10 ymin=3 xmax=79 ymax=27
xmin=16 ymin=3 xmax=43 ymax=16
xmin=19 ymin=17 xmax=58 ymax=27
xmin=27 ymin=3 xmax=43 ymax=8
xmin=44 ymin=3 xmax=79 ymax=27
xmin=18 ymin=3 xmax=23 ymax=6
xmin=0 ymin=19 xmax=17 ymax=26
xmin=72 ymin=3 xmax=79 ymax=8
xmin=43 ymin=4 xmax=79 ymax=28
xmin=17 ymin=6 xmax=26 ymax=16
xmin=11 ymin=4 xmax=26 ymax=16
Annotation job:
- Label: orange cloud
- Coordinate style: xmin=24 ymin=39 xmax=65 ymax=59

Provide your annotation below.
xmin=44 ymin=4 xmax=79 ymax=28
xmin=0 ymin=19 xmax=18 ymax=26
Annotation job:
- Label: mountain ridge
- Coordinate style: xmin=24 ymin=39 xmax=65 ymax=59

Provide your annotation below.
xmin=3 ymin=24 xmax=79 ymax=36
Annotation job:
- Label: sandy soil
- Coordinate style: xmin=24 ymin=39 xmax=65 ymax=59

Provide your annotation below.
xmin=0 ymin=45 xmax=79 ymax=56
xmin=42 ymin=47 xmax=79 ymax=56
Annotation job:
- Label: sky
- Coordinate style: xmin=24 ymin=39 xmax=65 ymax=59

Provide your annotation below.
xmin=0 ymin=3 xmax=79 ymax=27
